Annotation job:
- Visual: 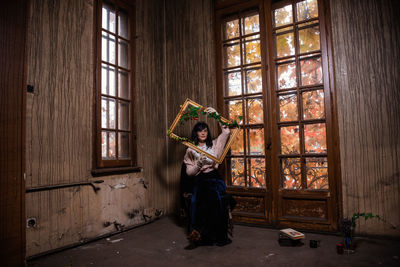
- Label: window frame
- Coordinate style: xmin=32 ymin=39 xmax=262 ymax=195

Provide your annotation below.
xmin=271 ymin=0 xmax=328 ymax=191
xmin=93 ymin=0 xmax=138 ymax=171
xmin=216 ymin=0 xmax=271 ymax=192
xmin=215 ymin=0 xmax=342 ymax=230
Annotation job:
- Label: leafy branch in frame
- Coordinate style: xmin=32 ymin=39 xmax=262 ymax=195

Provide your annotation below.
xmin=178 ymin=105 xmax=242 ymax=128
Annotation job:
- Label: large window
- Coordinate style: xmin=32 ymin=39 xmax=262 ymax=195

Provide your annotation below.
xmin=216 ymin=0 xmax=339 ymax=230
xmin=272 ymin=0 xmax=328 ymax=190
xmin=95 ymin=0 xmax=135 ymax=169
xmin=222 ymin=12 xmax=266 ymax=188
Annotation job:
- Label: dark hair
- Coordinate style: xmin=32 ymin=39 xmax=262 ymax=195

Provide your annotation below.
xmin=191 ymin=122 xmax=213 ymax=148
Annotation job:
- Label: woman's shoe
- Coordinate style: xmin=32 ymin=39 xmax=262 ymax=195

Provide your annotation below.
xmin=187 ymin=229 xmax=201 ymax=242
xmin=216 ymin=238 xmax=232 ymax=247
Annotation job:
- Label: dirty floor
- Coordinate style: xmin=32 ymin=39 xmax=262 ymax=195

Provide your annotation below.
xmin=28 ymin=216 xmax=400 ymax=267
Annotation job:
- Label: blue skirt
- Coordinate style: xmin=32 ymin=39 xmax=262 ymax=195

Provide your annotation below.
xmin=190 ymin=170 xmax=235 ymax=244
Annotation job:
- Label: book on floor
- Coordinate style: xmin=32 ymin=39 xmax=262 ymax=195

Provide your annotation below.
xmin=279 ymin=228 xmax=305 ymax=240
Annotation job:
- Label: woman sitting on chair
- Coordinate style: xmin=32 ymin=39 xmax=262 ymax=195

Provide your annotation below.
xmin=183 ymin=107 xmax=236 ymax=249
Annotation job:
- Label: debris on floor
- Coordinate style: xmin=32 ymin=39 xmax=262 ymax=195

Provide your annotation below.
xmin=106 ymin=238 xmax=123 ymax=243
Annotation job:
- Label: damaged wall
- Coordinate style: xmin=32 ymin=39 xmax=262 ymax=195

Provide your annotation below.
xmin=330 ymin=0 xmax=400 ymax=236
xmin=26 ymin=0 xmax=165 ymax=257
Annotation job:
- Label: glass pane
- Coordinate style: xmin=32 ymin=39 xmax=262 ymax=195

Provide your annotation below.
xmin=297 ymin=0 xmax=318 ymax=21
xmin=118 ymin=100 xmax=130 ymax=130
xmin=118 ymin=69 xmax=129 ymax=99
xmin=101 ymin=97 xmax=116 ymax=129
xmin=118 ymin=40 xmax=129 ymax=69
xmin=225 ymin=71 xmax=241 ymax=96
xmin=248 ymin=128 xmax=264 ymax=155
xmin=248 ymin=158 xmax=265 ymax=188
xmin=231 ymin=158 xmax=245 ymax=186
xmin=228 ymin=99 xmax=243 ymax=124
xmin=118 ymin=10 xmax=129 ymax=39
xmin=244 ymin=40 xmax=261 ymax=64
xmin=102 ymin=4 xmax=116 ymax=33
xmin=102 ymin=31 xmax=116 ymax=64
xmin=306 ymin=157 xmax=328 ymax=189
xmin=274 ymin=5 xmax=293 ymax=27
xmin=247 ymin=98 xmax=263 ymax=124
xmin=299 ymin=25 xmax=320 ymax=53
xmin=304 ymin=123 xmax=327 ymax=153
xmin=277 ymin=62 xmax=297 ymax=89
xmin=281 ymin=158 xmax=301 ymax=189
xmin=101 ymin=64 xmax=116 ymax=96
xmin=279 ymin=94 xmax=298 ymax=122
xmin=300 ymin=57 xmax=322 ymax=86
xmin=118 ymin=132 xmax=130 ymax=159
xmin=302 ymin=89 xmax=324 ymax=120
xmin=224 ymin=43 xmax=240 ymax=68
xmin=224 ymin=19 xmax=239 ymax=40
xmin=101 ymin=131 xmax=116 ymax=159
xmin=276 ymin=32 xmax=295 ymax=57
xmin=280 ymin=126 xmax=300 ymax=154
xmin=231 ymin=129 xmax=244 ymax=155
xmin=245 ymin=68 xmax=262 ymax=94
xmin=243 ymin=14 xmax=260 ymax=35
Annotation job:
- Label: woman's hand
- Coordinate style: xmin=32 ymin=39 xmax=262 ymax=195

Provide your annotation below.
xmin=196 ymin=153 xmax=208 ymax=168
xmin=219 ymin=121 xmax=229 ymax=129
xmin=205 ymin=107 xmax=218 ymax=115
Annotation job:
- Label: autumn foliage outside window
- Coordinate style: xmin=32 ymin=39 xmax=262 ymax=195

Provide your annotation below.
xmin=273 ymin=0 xmax=328 ymax=190
xmin=222 ymin=12 xmax=266 ymax=188
xmin=219 ymin=0 xmax=329 ymax=191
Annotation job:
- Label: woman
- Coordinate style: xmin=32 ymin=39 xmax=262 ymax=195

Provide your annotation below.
xmin=183 ymin=107 xmax=236 ymax=248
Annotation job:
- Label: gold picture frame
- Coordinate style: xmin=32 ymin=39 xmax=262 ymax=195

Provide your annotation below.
xmin=167 ymin=98 xmax=240 ymax=164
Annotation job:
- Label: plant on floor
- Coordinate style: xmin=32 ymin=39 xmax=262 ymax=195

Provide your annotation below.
xmin=340 ymin=212 xmax=381 ymax=250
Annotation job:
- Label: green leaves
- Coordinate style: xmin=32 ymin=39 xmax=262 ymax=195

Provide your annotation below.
xmin=351 ymin=212 xmax=381 ymax=224
xmin=179 ymin=105 xmax=240 ymax=128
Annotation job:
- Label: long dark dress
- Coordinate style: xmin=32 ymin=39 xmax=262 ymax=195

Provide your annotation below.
xmin=186 ymin=169 xmax=236 ymax=245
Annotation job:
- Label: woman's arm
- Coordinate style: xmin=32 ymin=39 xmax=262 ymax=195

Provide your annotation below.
xmin=214 ymin=125 xmax=230 ymax=158
xmin=205 ymin=107 xmax=231 ymax=158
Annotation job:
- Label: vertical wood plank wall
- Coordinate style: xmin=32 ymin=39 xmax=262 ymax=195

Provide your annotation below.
xmin=23 ymin=0 xmax=400 ymax=258
xmin=330 ymin=0 xmax=400 ymax=235
xmin=164 ymin=0 xmax=217 ymax=212
xmin=25 ymin=0 xmax=159 ymax=257
xmin=135 ymin=0 xmax=168 ymax=212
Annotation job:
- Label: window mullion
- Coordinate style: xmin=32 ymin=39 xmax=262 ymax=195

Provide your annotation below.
xmin=115 ymin=7 xmax=119 ymax=161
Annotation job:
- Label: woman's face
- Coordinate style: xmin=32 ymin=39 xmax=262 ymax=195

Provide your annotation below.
xmin=197 ymin=128 xmax=208 ymax=142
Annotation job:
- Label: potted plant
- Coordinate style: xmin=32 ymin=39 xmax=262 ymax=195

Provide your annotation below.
xmin=340 ymin=212 xmax=381 ymax=252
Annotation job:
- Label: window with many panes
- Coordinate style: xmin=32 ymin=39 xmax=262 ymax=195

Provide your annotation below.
xmin=222 ymin=12 xmax=267 ymax=188
xmin=95 ymin=0 xmax=135 ymax=168
xmin=273 ymin=0 xmax=328 ymax=190
xmin=218 ymin=0 xmax=330 ymax=190
xmin=216 ymin=0 xmax=338 ymax=229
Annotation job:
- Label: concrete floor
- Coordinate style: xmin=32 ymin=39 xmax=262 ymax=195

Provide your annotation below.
xmin=28 ymin=216 xmax=400 ymax=267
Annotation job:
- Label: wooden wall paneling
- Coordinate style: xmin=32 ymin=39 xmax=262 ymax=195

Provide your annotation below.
xmin=25 ymin=0 xmax=165 ymax=257
xmin=134 ymin=0 xmax=168 ymax=212
xmin=0 ymin=0 xmax=27 ymax=265
xmin=165 ymin=0 xmax=217 ymax=213
xmin=26 ymin=0 xmax=94 ymax=187
xmin=330 ymin=0 xmax=400 ymax=235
